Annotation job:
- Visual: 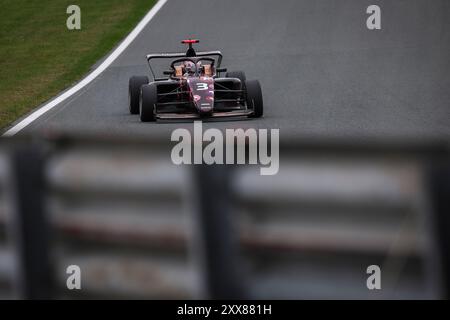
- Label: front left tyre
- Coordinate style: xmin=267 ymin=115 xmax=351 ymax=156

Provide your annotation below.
xmin=245 ymin=80 xmax=263 ymax=118
xmin=140 ymin=83 xmax=157 ymax=122
xmin=129 ymin=76 xmax=149 ymax=114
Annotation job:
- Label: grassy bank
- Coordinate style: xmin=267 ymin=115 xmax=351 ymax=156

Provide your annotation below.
xmin=0 ymin=0 xmax=156 ymax=130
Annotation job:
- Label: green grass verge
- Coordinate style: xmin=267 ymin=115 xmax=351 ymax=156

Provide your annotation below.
xmin=0 ymin=0 xmax=156 ymax=130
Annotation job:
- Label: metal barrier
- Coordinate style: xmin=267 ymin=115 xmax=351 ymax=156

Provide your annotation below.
xmin=0 ymin=133 xmax=448 ymax=299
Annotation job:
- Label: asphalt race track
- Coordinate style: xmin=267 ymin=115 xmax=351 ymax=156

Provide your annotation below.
xmin=17 ymin=0 xmax=450 ymax=142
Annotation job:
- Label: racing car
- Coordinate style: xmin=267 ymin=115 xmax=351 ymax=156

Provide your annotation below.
xmin=128 ymin=39 xmax=263 ymax=121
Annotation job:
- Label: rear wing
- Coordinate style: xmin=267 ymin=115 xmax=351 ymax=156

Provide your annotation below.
xmin=146 ymin=51 xmax=223 ymax=80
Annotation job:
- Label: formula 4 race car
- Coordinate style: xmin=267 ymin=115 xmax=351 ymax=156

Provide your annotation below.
xmin=128 ymin=39 xmax=263 ymax=121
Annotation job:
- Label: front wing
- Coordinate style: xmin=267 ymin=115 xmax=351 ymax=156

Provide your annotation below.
xmin=155 ymin=109 xmax=254 ymax=120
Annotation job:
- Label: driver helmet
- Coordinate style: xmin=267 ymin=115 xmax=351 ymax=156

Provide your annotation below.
xmin=183 ymin=61 xmax=196 ymax=75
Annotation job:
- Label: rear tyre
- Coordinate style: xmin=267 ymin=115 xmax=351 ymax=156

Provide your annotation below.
xmin=226 ymin=71 xmax=246 ymax=89
xmin=140 ymin=83 xmax=157 ymax=122
xmin=245 ymin=80 xmax=263 ymax=118
xmin=129 ymin=76 xmax=148 ymax=114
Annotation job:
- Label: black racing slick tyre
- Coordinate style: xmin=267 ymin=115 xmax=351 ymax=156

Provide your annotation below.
xmin=245 ymin=80 xmax=263 ymax=118
xmin=129 ymin=76 xmax=148 ymax=114
xmin=226 ymin=71 xmax=246 ymax=89
xmin=140 ymin=83 xmax=157 ymax=122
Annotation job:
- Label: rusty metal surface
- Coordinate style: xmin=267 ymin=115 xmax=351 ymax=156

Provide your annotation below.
xmin=0 ymin=134 xmax=445 ymax=299
xmin=55 ymin=253 xmax=195 ymax=299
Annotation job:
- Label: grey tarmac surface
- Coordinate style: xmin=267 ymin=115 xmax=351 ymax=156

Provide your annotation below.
xmin=20 ymin=0 xmax=450 ymax=142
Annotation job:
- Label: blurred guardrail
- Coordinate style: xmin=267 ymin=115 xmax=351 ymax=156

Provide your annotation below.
xmin=0 ymin=133 xmax=449 ymax=299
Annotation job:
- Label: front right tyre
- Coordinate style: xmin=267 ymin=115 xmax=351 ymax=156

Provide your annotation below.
xmin=140 ymin=83 xmax=157 ymax=122
xmin=129 ymin=75 xmax=148 ymax=114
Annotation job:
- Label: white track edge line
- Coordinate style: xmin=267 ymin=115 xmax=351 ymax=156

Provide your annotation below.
xmin=2 ymin=0 xmax=168 ymax=137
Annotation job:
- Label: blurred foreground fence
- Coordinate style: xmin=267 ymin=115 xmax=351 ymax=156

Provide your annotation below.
xmin=0 ymin=133 xmax=449 ymax=299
